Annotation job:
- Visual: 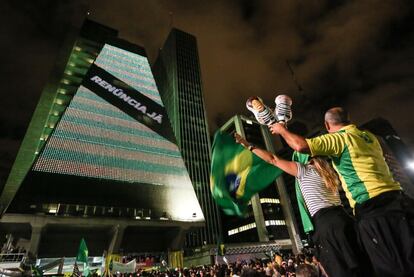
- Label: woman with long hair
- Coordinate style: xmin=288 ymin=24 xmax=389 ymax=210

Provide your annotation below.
xmin=234 ymin=133 xmax=372 ymax=277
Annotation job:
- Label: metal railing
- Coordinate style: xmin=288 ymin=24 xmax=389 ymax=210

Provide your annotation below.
xmin=0 ymin=253 xmax=26 ymax=263
xmin=28 ymin=203 xmax=172 ymax=221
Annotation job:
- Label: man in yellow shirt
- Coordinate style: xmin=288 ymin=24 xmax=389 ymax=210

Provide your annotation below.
xmin=270 ymin=107 xmax=414 ymax=276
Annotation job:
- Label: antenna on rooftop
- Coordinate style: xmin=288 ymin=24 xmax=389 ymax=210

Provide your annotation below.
xmin=286 ymin=60 xmax=304 ymax=93
xmin=169 ymin=11 xmax=174 ymax=28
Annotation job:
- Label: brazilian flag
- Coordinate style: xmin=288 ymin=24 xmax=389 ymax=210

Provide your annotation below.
xmin=210 ymin=131 xmax=283 ymax=216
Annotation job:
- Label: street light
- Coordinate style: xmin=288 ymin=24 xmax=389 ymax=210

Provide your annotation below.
xmin=407 ymin=160 xmax=414 ymax=171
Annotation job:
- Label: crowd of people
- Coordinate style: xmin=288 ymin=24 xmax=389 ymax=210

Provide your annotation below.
xmin=89 ymin=252 xmax=324 ymax=277
xmin=139 ymin=256 xmax=322 ymax=277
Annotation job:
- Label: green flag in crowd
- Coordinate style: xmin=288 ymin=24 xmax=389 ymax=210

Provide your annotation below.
xmin=76 ymin=238 xmax=89 ymax=276
xmin=31 ymin=265 xmax=43 ymax=277
xmin=76 ymin=238 xmax=88 ymax=263
xmin=210 ymin=131 xmax=283 ymax=216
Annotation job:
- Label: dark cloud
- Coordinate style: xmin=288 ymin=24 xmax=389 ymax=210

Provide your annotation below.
xmin=0 ymin=0 xmax=413 ymax=175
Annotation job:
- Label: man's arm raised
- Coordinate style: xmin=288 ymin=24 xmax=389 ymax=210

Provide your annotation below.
xmin=269 ymin=123 xmax=310 ymax=154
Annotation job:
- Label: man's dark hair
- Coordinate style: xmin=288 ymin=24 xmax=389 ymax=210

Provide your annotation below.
xmin=234 ymin=267 xmax=242 ymax=275
xmin=241 ymin=268 xmax=261 ymax=277
xmin=324 ymin=107 xmax=350 ymax=125
xmin=295 ymin=264 xmax=317 ymax=277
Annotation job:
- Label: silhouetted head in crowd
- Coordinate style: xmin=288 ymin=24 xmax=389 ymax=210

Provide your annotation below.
xmin=295 ymin=264 xmax=317 ymax=277
xmin=241 ymin=268 xmax=262 ymax=277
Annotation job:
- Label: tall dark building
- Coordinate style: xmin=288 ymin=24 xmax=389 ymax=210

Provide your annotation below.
xmin=153 ymin=28 xmax=222 ymax=247
xmin=0 ymin=20 xmax=118 ymax=217
xmin=0 ymin=20 xmax=204 ymax=258
xmin=219 ymin=115 xmax=302 ymax=253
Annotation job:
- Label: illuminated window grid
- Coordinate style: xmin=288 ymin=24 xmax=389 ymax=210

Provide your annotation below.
xmin=94 ymin=45 xmax=163 ymax=105
xmin=177 ymin=34 xmax=214 ymax=245
xmin=265 ymin=220 xmax=286 ymax=226
xmin=227 ymin=220 xmax=286 ymax=236
xmin=36 ymin=38 xmax=101 ymax=154
xmin=34 ymin=43 xmax=191 ymax=184
xmin=37 ymin=87 xmax=186 ymax=181
xmin=246 ymin=198 xmax=280 ymax=206
xmin=259 ymin=198 xmax=280 ymax=204
xmin=228 ymin=222 xmax=257 ymax=236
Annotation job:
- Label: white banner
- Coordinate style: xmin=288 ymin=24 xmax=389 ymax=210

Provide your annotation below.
xmin=111 ymin=259 xmax=136 ymax=274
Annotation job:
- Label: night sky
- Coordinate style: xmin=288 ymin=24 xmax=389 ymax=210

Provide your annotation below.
xmin=1 ymin=0 xmax=414 ymax=186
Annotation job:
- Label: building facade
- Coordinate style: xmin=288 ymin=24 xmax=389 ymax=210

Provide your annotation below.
xmin=153 ymin=29 xmax=222 ymax=248
xmin=219 ymin=115 xmax=302 ymax=253
xmin=0 ymin=20 xmax=118 ymax=218
xmin=0 ymin=20 xmax=204 ymax=258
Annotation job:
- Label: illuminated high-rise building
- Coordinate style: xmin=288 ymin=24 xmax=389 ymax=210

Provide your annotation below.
xmin=219 ymin=115 xmax=302 ymax=253
xmin=0 ymin=20 xmax=117 ymax=217
xmin=153 ymin=28 xmax=222 ymax=247
xmin=0 ymin=20 xmax=204 ymax=257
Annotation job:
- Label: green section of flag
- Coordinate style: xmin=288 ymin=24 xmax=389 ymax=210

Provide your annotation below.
xmin=292 ymin=151 xmax=314 ymax=233
xmin=76 ymin=238 xmax=90 ymax=276
xmin=76 ymin=238 xmax=89 ymax=263
xmin=210 ymin=131 xmax=283 ymax=216
xmin=31 ymin=265 xmax=43 ymax=277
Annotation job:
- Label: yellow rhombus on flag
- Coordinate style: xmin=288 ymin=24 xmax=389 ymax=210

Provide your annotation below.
xmin=210 ymin=131 xmax=283 ymax=216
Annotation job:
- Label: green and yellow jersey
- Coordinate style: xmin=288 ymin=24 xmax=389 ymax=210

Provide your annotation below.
xmin=306 ymin=124 xmax=401 ymax=208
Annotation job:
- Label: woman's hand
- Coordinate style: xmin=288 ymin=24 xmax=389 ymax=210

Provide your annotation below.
xmin=234 ymin=133 xmax=250 ymax=148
